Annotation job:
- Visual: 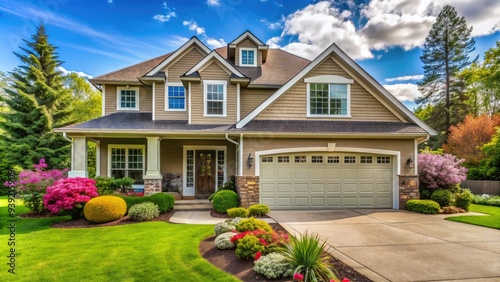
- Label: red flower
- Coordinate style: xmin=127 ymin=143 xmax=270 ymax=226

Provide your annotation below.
xmin=342 ymin=279 xmax=350 ymax=282
xmin=254 ymin=251 xmax=262 ymax=260
xmin=293 ymin=273 xmax=304 ymax=281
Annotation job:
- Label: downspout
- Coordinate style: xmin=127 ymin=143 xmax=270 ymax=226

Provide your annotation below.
xmin=62 ymin=132 xmax=72 ymax=142
xmin=225 ymin=134 xmax=240 ymax=176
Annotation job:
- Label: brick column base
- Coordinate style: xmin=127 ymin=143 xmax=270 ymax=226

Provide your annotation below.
xmin=144 ymin=179 xmax=162 ymax=196
xmin=399 ymin=175 xmax=420 ymax=210
xmin=236 ymin=175 xmax=260 ymax=208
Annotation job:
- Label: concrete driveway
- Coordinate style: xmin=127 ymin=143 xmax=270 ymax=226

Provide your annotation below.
xmin=269 ymin=209 xmax=500 ymax=281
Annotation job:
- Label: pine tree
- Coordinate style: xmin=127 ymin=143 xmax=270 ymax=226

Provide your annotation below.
xmin=0 ymin=23 xmax=73 ymax=169
xmin=417 ymin=5 xmax=476 ymax=147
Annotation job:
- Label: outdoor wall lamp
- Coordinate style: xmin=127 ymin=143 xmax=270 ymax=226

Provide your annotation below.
xmin=248 ymin=153 xmax=254 ymax=168
xmin=407 ymin=156 xmax=414 ymax=168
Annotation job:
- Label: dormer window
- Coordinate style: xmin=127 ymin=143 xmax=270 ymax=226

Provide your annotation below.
xmin=239 ymin=47 xmax=257 ymax=67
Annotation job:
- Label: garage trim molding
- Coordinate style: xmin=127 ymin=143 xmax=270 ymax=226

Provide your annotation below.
xmin=255 ymin=145 xmax=401 ymax=209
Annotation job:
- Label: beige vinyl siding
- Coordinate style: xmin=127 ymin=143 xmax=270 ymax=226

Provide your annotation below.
xmin=190 ymin=61 xmax=237 ymax=124
xmin=255 ymin=57 xmax=401 ymax=122
xmin=235 ymin=38 xmax=262 ymax=67
xmin=154 ymin=47 xmax=205 ymax=120
xmin=242 ymin=137 xmax=415 ymax=176
xmin=159 ymin=139 xmax=237 ymax=175
xmin=99 ymin=138 xmax=148 ymax=177
xmin=240 ymin=88 xmax=275 ymax=118
xmin=104 ymin=85 xmax=152 ymax=115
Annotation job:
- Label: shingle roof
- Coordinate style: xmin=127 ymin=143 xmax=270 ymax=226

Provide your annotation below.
xmin=238 ymin=120 xmax=427 ymax=134
xmin=59 ymin=113 xmax=426 ymax=135
xmin=90 ymin=53 xmax=172 ymax=83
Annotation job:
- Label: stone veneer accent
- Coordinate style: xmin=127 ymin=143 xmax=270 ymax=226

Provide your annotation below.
xmin=399 ymin=174 xmax=420 ymax=210
xmin=162 ymin=173 xmax=183 ymax=194
xmin=144 ymin=179 xmax=162 ymax=196
xmin=236 ymin=175 xmax=260 ymax=208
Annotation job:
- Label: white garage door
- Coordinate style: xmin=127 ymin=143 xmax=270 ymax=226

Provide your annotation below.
xmin=260 ymin=153 xmax=393 ymax=209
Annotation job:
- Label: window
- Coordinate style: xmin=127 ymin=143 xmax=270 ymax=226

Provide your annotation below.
xmin=239 ymin=48 xmax=257 ymax=67
xmin=309 ymin=83 xmax=348 ymax=116
xmin=204 ymin=80 xmax=227 ymax=117
xmin=278 ymin=156 xmax=290 ymax=163
xmin=186 ymin=150 xmax=194 ymax=188
xmin=262 ymin=156 xmax=273 ymax=163
xmin=117 ymin=87 xmax=139 ymax=110
xmin=327 ymin=156 xmax=340 ymax=164
xmin=217 ymin=151 xmax=225 ymax=188
xmin=377 ymin=156 xmax=391 ymax=164
xmin=109 ymin=145 xmax=144 ymax=184
xmin=295 ymin=156 xmax=307 ymax=163
xmin=167 ymin=85 xmax=185 ymax=111
xmin=311 ymin=156 xmax=324 ymax=163
xmin=344 ymin=156 xmax=356 ymax=164
xmin=361 ymin=156 xmax=373 ymax=164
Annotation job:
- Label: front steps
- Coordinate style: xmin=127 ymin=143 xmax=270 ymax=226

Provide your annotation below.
xmin=174 ymin=199 xmax=212 ymax=211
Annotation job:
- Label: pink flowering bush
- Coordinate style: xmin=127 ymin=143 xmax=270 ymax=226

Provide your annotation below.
xmin=418 ymin=153 xmax=468 ymax=189
xmin=4 ymin=159 xmax=68 ymax=213
xmin=43 ymin=177 xmax=99 ymax=219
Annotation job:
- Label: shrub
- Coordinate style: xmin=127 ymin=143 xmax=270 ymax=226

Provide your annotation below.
xmin=214 ymin=221 xmax=237 ymax=236
xmin=128 ymin=202 xmax=160 ymax=221
xmin=227 ymin=207 xmax=248 ymax=218
xmin=235 ymin=235 xmax=267 ymax=259
xmin=93 ymin=176 xmax=119 ymax=195
xmin=430 ymin=189 xmax=453 ymax=207
xmin=418 ymin=153 xmax=467 ymax=189
xmin=254 ymin=252 xmax=294 ymax=279
xmin=281 ymin=231 xmax=336 ymax=282
xmin=44 ymin=177 xmax=99 ymax=219
xmin=83 ymin=196 xmax=127 ymax=223
xmin=405 ymin=199 xmax=440 ymax=214
xmin=236 ymin=217 xmax=273 ymax=233
xmin=215 ymin=232 xmax=236 ymax=249
xmin=455 ymin=189 xmax=474 ymax=211
xmin=248 ymin=204 xmax=270 ymax=217
xmin=212 ymin=190 xmax=239 ymax=213
xmin=121 ymin=193 xmax=174 ymax=213
xmin=472 ymin=194 xmax=500 ymax=207
xmin=10 ymin=159 xmax=67 ymax=213
xmin=208 ymin=176 xmax=236 ymax=202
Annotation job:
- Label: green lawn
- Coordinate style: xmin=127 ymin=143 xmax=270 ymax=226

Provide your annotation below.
xmin=446 ymin=204 xmax=500 ymax=229
xmin=0 ymin=197 xmax=238 ymax=282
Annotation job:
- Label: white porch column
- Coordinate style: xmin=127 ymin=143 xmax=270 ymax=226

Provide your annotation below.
xmin=144 ymin=136 xmax=161 ymax=178
xmin=68 ymin=137 xmax=88 ymax=178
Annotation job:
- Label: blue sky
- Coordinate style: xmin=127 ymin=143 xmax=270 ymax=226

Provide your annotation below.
xmin=0 ymin=0 xmax=499 ymax=110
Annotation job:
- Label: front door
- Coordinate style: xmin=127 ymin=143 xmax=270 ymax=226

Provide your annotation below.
xmin=195 ymin=150 xmax=216 ymax=198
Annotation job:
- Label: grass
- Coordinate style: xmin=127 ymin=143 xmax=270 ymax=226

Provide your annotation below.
xmin=0 ymin=197 xmax=238 ymax=282
xmin=446 ymin=204 xmax=500 ymax=229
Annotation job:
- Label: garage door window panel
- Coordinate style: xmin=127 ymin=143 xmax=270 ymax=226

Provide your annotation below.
xmin=328 ymin=156 xmax=340 ymax=164
xmin=377 ymin=156 xmax=391 ymax=164
xmin=344 ymin=156 xmax=356 ymax=164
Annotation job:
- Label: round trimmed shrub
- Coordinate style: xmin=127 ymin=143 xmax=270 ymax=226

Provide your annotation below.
xmin=227 ymin=207 xmax=249 ymax=218
xmin=455 ymin=188 xmax=474 ymax=211
xmin=248 ymin=204 xmax=270 ymax=217
xmin=215 ymin=232 xmax=236 ymax=249
xmin=236 ymin=217 xmax=273 ymax=233
xmin=254 ymin=252 xmax=294 ymax=279
xmin=235 ymin=235 xmax=267 ymax=259
xmin=128 ymin=202 xmax=160 ymax=221
xmin=212 ymin=190 xmax=239 ymax=213
xmin=430 ymin=189 xmax=453 ymax=207
xmin=406 ymin=199 xmax=440 ymax=214
xmin=84 ymin=196 xmax=127 ymax=223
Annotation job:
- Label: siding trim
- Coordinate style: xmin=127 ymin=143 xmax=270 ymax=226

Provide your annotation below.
xmin=188 ymin=82 xmax=192 ymax=124
xmin=95 ymin=140 xmax=100 ymax=176
xmin=102 ymin=85 xmax=106 ymax=117
xmin=237 ymin=83 xmax=241 ymax=121
xmin=152 ymin=82 xmax=156 ymax=120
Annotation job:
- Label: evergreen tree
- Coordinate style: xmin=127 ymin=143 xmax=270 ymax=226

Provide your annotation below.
xmin=417 ymin=5 xmax=476 ymax=147
xmin=0 ymin=23 xmax=73 ymax=169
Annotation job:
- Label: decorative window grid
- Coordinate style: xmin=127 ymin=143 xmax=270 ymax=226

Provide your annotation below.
xmin=295 ymin=156 xmax=307 ymax=163
xmin=377 ymin=156 xmax=391 ymax=164
xmin=312 ymin=156 xmax=324 ymax=163
xmin=217 ymin=150 xmax=225 ymax=188
xmin=186 ymin=150 xmax=194 ymax=188
xmin=344 ymin=156 xmax=356 ymax=164
xmin=360 ymin=156 xmax=373 ymax=164
xmin=327 ymin=156 xmax=340 ymax=164
xmin=277 ymin=156 xmax=290 ymax=163
xmin=262 ymin=156 xmax=273 ymax=163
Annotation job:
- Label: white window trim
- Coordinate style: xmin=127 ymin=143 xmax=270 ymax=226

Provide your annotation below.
xmin=165 ymin=82 xmax=186 ymax=111
xmin=306 ymin=80 xmax=352 ymax=118
xmin=116 ymin=86 xmax=140 ymax=111
xmin=203 ymin=80 xmax=227 ymax=117
xmin=239 ymin=47 xmax=257 ymax=67
xmin=107 ymin=145 xmax=146 ymax=183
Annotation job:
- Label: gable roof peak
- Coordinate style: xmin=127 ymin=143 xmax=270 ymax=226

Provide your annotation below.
xmin=229 ymin=30 xmax=267 ymax=47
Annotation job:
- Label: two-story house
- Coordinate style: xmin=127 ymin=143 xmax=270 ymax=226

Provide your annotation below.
xmin=55 ymin=31 xmax=436 ymax=210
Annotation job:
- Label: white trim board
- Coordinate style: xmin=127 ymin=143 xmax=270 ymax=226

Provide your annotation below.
xmin=185 ymin=51 xmax=246 ymax=78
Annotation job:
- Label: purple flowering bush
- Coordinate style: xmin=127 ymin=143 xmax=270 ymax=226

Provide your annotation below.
xmin=418 ymin=153 xmax=468 ymax=190
xmin=44 ymin=177 xmax=99 ymax=219
xmin=5 ymin=159 xmax=68 ymax=213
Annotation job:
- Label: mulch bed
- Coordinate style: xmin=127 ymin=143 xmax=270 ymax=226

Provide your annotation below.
xmin=28 ymin=210 xmax=370 ymax=281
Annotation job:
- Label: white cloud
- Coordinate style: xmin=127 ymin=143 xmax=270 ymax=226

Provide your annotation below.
xmin=57 ymin=66 xmax=93 ymax=79
xmin=383 ymin=83 xmax=420 ymax=102
xmin=107 ymin=0 xmax=112 ymax=3
xmin=266 ymin=36 xmax=281 ymax=48
xmin=183 ymin=20 xmax=206 ymax=35
xmin=164 ymin=35 xmax=189 ymax=48
xmin=206 ymin=38 xmax=227 ymax=49
xmin=207 ymin=0 xmax=220 ymax=7
xmin=261 ymin=18 xmax=284 ymax=30
xmin=153 ymin=12 xmax=176 ymax=22
xmin=385 ymin=75 xmax=424 ymax=82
